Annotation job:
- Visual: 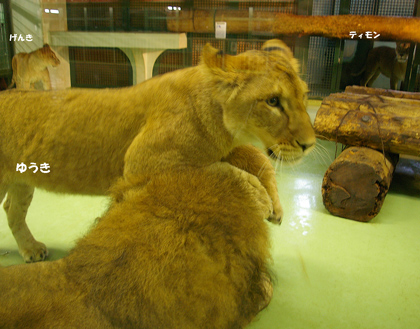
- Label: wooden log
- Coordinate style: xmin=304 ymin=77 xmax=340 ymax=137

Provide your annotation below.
xmin=314 ymin=86 xmax=420 ymax=157
xmin=166 ymin=10 xmax=275 ymax=35
xmin=345 ymin=86 xmax=420 ymax=100
xmin=167 ymin=11 xmax=420 ymax=43
xmin=322 ymin=147 xmax=398 ymax=222
xmin=271 ymin=14 xmax=420 ymax=43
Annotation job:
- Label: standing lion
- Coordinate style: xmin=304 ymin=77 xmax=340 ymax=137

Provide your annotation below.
xmin=0 ymin=40 xmax=315 ymax=263
xmin=8 ymin=44 xmax=60 ymax=90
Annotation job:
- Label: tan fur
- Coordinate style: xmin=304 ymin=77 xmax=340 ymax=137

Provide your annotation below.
xmin=0 ymin=39 xmax=316 ymax=262
xmin=358 ymin=42 xmax=411 ymax=90
xmin=0 ymin=146 xmax=276 ymax=329
xmin=8 ymin=44 xmax=60 ymax=90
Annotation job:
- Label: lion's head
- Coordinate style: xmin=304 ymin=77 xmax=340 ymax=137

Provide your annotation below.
xmin=40 ymin=44 xmax=61 ymax=67
xmin=201 ymin=39 xmax=315 ymax=162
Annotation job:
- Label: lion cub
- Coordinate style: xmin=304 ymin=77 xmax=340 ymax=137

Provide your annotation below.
xmin=8 ymin=44 xmax=60 ymax=90
xmin=357 ymin=42 xmax=411 ymax=90
xmin=0 ymin=146 xmax=275 ymax=329
xmin=0 ymin=39 xmax=315 ymax=262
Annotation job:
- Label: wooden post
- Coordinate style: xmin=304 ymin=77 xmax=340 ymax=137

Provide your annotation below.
xmin=322 ymin=147 xmax=398 ymax=222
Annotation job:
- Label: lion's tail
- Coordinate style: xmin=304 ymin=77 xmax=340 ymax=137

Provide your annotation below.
xmin=351 ymin=65 xmax=366 ymax=77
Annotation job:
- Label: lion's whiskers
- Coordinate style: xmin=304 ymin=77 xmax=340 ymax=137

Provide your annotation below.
xmin=257 ymin=160 xmax=269 ymax=180
xmin=310 ymin=142 xmax=333 ymax=168
xmin=275 ymin=157 xmax=283 ymax=181
xmin=270 ymin=148 xmax=283 ymax=175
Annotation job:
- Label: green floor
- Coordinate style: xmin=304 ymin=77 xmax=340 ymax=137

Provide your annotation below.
xmin=1 ymin=104 xmax=419 ymax=329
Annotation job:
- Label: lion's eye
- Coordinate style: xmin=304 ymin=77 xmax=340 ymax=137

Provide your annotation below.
xmin=266 ymin=97 xmax=283 ymax=110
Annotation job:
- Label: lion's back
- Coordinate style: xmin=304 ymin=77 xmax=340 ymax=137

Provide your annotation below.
xmin=0 ymin=87 xmax=147 ymax=194
xmin=65 ymin=170 xmax=271 ymax=328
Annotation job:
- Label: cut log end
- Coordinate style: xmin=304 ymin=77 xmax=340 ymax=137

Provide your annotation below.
xmin=322 ymin=147 xmax=397 ymax=222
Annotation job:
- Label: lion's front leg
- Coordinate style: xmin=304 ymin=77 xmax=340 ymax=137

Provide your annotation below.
xmin=223 ymin=145 xmax=283 ymax=224
xmin=4 ymin=184 xmax=48 ymax=262
xmin=40 ymin=69 xmax=52 ymax=90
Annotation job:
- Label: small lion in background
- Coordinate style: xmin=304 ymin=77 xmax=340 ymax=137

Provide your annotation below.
xmin=8 ymin=44 xmax=60 ymax=90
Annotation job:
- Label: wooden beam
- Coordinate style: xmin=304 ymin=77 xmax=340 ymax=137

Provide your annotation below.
xmin=272 ymin=14 xmax=420 ymax=42
xmin=167 ymin=11 xmax=420 ymax=43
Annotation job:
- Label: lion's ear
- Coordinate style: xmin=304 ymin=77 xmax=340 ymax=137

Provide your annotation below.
xmin=201 ymin=44 xmax=247 ymax=74
xmin=261 ymin=39 xmax=292 ymax=57
xmin=200 ymin=44 xmax=245 ymax=100
xmin=262 ymin=39 xmax=300 ymax=73
xmin=201 ymin=43 xmax=230 ymax=71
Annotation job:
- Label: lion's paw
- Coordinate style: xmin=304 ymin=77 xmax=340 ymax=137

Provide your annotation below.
xmin=20 ymin=241 xmax=48 ymax=263
xmin=244 ymin=174 xmax=273 ymax=219
xmin=268 ymin=201 xmax=283 ymax=225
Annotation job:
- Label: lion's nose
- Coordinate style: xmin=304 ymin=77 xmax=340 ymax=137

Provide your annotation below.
xmin=297 ymin=141 xmax=314 ymax=152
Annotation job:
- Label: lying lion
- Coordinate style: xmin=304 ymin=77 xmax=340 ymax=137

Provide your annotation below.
xmin=0 ymin=40 xmax=315 ymax=262
xmin=0 ymin=146 xmax=276 ymax=329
